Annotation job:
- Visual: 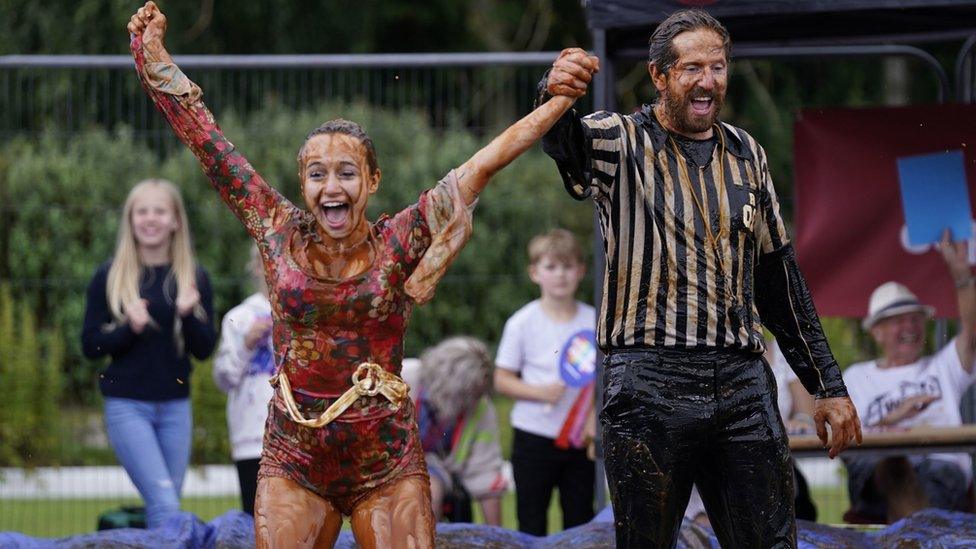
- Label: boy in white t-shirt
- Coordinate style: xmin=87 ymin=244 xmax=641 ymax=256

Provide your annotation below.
xmin=494 ymin=228 xmax=596 ymax=535
xmin=843 ymin=232 xmax=976 ymax=523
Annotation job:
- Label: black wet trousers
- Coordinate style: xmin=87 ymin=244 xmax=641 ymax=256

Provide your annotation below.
xmin=601 ymin=347 xmax=796 ymax=549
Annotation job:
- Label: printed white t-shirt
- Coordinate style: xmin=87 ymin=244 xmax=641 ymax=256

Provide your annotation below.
xmin=843 ymin=338 xmax=976 ymax=478
xmin=496 ymin=299 xmax=596 ymax=439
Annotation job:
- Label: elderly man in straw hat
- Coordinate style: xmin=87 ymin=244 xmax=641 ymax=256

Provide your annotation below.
xmin=842 ymin=231 xmax=976 ymax=523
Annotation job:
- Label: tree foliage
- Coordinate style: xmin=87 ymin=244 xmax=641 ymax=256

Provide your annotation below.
xmin=0 ymin=284 xmax=63 ymax=467
xmin=0 ymin=0 xmax=589 ymax=56
xmin=191 ymin=358 xmax=228 ymax=465
xmin=0 ymin=101 xmax=592 ymax=404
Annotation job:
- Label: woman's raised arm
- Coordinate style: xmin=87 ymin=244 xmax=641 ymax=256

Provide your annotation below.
xmin=454 ymin=94 xmax=578 ymax=205
xmin=127 ymin=1 xmax=292 ymax=242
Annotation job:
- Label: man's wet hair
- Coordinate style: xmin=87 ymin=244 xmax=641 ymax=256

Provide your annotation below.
xmin=647 ymin=9 xmax=731 ymax=74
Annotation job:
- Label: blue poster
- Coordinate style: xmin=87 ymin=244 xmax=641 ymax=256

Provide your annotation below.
xmin=896 ymin=150 xmax=972 ymax=246
xmin=559 ymin=329 xmax=597 ymax=388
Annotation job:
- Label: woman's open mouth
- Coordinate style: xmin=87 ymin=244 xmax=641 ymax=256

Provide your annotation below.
xmin=321 ymin=201 xmax=350 ymax=230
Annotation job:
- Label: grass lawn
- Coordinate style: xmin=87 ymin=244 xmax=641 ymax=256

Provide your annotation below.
xmin=0 ymin=496 xmax=239 ymax=538
xmin=811 ymin=485 xmax=850 ymax=524
xmin=0 ymin=486 xmax=850 ymax=539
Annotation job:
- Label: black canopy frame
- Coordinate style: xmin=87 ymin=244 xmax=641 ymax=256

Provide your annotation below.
xmin=587 ymin=0 xmax=976 ymax=112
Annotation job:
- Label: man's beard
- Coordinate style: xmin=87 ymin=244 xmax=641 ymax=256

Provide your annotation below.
xmin=661 ymin=86 xmax=724 ymax=135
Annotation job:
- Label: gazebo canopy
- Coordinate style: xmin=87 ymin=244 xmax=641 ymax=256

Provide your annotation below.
xmin=583 ymin=0 xmax=976 ymax=106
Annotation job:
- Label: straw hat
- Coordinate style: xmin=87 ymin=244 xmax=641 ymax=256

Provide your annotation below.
xmin=862 ymin=281 xmax=935 ymax=330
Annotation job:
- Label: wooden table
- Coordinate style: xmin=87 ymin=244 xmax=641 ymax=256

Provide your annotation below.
xmin=789 ymin=424 xmax=976 ymax=459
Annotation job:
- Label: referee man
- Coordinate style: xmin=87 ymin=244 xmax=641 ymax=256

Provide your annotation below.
xmin=535 ymin=9 xmax=862 ymax=548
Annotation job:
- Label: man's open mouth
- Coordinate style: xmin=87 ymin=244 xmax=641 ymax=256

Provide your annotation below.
xmin=690 ymin=97 xmax=713 ymax=115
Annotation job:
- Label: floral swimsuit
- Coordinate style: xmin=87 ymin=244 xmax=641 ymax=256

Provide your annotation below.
xmin=132 ymin=36 xmax=473 ymax=513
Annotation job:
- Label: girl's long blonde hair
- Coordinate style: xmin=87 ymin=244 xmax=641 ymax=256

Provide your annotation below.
xmin=106 ymin=179 xmax=200 ymax=330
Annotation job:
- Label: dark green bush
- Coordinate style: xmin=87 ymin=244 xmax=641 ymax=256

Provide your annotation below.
xmin=0 ymin=101 xmax=593 ymax=406
xmin=191 ymin=358 xmax=230 ymax=464
xmin=0 ymin=284 xmax=63 ymax=466
xmin=0 ymin=103 xmax=874 ymax=466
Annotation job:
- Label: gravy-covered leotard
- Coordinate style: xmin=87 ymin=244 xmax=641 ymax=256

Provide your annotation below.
xmin=132 ymin=35 xmax=473 ymax=511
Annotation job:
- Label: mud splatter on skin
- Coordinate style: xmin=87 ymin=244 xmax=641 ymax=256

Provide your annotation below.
xmin=254 ymin=474 xmax=434 ymax=548
xmin=298 ymin=231 xmax=376 ymax=281
xmin=454 ymin=95 xmax=576 ymax=204
xmin=350 ymin=475 xmax=434 ymax=549
xmin=254 ymin=476 xmax=341 ymax=548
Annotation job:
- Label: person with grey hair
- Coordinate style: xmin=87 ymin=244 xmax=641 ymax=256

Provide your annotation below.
xmin=534 ymin=8 xmax=861 ymax=547
xmin=401 ymin=337 xmax=509 ymax=526
xmin=843 ymin=231 xmax=976 ymax=523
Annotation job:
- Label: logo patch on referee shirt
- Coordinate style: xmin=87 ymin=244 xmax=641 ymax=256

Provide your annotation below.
xmin=741 ymin=191 xmax=757 ymax=233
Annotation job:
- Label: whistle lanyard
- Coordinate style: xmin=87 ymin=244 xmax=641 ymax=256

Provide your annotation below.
xmin=668 ymin=127 xmax=740 ymax=310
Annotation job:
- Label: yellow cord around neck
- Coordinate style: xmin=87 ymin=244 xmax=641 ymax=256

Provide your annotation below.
xmin=667 ymin=124 xmax=739 ymax=304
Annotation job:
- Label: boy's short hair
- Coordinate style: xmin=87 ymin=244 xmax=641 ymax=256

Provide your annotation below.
xmin=528 ymin=228 xmax=584 ymax=265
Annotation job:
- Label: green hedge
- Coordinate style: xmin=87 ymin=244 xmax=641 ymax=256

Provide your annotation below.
xmin=0 ymin=101 xmax=593 ymax=405
xmin=191 ymin=358 xmax=230 ymax=464
xmin=0 ymin=285 xmax=63 ymax=467
xmin=0 ymin=99 xmax=877 ymax=465
xmin=0 ymin=99 xmax=876 ymax=465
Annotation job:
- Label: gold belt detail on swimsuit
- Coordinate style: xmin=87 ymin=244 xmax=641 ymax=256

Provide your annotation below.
xmin=270 ymin=362 xmax=410 ymax=429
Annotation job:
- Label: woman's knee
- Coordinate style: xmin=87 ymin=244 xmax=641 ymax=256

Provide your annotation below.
xmin=351 ymin=476 xmax=434 ymax=549
xmin=254 ymin=477 xmax=340 ymax=549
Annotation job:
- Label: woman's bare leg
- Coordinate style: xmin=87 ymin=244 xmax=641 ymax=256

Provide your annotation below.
xmin=254 ymin=476 xmax=343 ymax=549
xmin=350 ymin=475 xmax=435 ymax=549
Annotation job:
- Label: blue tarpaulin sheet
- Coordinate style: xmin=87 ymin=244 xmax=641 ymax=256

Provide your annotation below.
xmin=2 ymin=507 xmax=974 ymax=548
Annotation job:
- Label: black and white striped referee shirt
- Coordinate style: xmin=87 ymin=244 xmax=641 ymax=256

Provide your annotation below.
xmin=549 ymin=105 xmax=790 ymax=353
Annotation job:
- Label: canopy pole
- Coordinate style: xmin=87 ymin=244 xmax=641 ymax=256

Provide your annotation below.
xmin=955 ymin=34 xmax=976 ymax=103
xmin=591 ymin=26 xmax=611 ymax=513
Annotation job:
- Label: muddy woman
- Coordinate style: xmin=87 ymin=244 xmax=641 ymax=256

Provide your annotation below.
xmin=126 ymin=2 xmax=596 ymax=547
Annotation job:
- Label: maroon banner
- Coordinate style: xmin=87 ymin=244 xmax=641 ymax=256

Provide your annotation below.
xmin=793 ymin=104 xmax=976 ymax=319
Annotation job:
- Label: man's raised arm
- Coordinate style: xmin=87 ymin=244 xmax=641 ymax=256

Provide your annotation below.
xmin=535 ymin=49 xmax=600 ymax=200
